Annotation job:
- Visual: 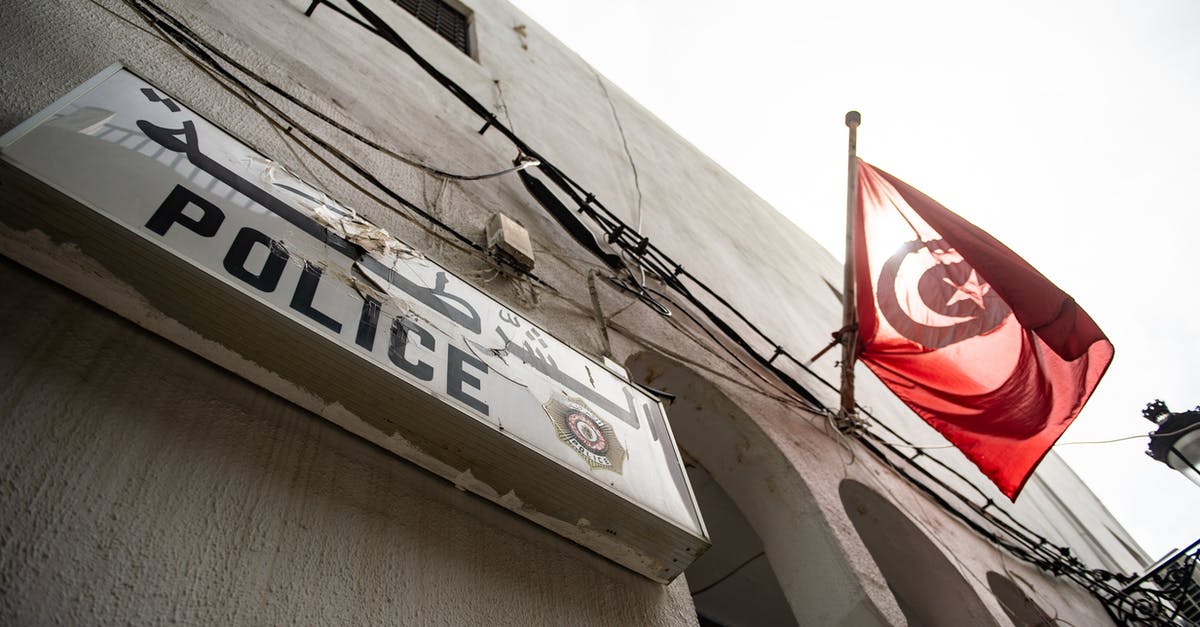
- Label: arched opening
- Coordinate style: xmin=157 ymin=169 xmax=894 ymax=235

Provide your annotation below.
xmin=839 ymin=479 xmax=997 ymax=626
xmin=627 ymin=351 xmax=895 ymax=626
xmin=685 ymin=460 xmax=797 ymax=626
xmin=987 ymin=571 xmax=1054 ymax=626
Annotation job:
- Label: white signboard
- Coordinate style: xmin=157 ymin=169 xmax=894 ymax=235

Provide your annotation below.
xmin=0 ymin=65 xmax=707 ymax=581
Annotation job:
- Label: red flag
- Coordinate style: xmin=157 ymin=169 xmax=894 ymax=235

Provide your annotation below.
xmin=854 ymin=160 xmax=1113 ymax=500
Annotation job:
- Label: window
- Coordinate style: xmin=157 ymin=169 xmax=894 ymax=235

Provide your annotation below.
xmin=393 ymin=0 xmax=472 ymax=56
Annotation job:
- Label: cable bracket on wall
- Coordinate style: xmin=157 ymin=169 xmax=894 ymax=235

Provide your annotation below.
xmin=477 ymin=113 xmax=497 ymax=135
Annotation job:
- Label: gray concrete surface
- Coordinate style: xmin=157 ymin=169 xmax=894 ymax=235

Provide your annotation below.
xmin=0 ymin=0 xmax=1144 ymax=624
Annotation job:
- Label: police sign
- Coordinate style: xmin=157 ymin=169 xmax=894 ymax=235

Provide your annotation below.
xmin=0 ymin=65 xmax=708 ymax=582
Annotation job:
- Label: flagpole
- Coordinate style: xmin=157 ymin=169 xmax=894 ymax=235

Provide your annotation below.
xmin=839 ymin=111 xmax=861 ymax=424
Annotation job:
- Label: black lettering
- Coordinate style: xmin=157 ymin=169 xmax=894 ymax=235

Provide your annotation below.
xmin=223 ymin=227 xmax=288 ymax=292
xmin=356 ymin=258 xmax=482 ymax=335
xmin=137 ymin=119 xmax=361 ymax=258
xmin=388 ymin=318 xmax=434 ymax=381
xmin=290 ymin=262 xmax=342 ymax=333
xmin=139 ymin=120 xmax=484 ymax=335
xmin=355 ymin=296 xmax=382 ymax=351
xmin=145 ymin=185 xmax=224 ymax=237
xmin=447 ymin=344 xmax=489 ymax=415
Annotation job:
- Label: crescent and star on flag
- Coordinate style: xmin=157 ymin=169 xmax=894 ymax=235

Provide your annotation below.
xmin=830 ymin=112 xmax=1113 ymax=500
xmin=943 ymin=267 xmax=989 ymax=310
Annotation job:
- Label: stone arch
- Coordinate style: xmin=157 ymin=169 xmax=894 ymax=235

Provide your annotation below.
xmin=626 ymin=351 xmax=894 ymax=626
xmin=838 ymin=479 xmax=998 ymax=626
xmin=685 ymin=459 xmax=797 ymax=626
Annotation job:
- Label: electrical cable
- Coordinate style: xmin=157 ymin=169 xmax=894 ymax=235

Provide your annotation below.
xmin=154 ymin=0 xmax=543 ymax=183
xmin=308 ymin=0 xmax=828 ymax=408
xmin=688 ymin=551 xmax=765 ymax=597
xmin=121 ymin=0 xmax=561 ymax=295
xmin=120 ymin=1 xmax=1169 ymax=620
xmin=138 ymin=1 xmax=800 ymax=430
xmin=881 ymin=425 xmax=1197 ymax=451
xmin=296 ymin=0 xmax=1121 ymax=593
xmin=85 ymin=0 xmax=168 ymax=41
xmin=315 ymin=0 xmax=1138 ymax=597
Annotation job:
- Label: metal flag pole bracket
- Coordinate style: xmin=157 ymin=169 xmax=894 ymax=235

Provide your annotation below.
xmin=807 ymin=322 xmax=858 ymax=365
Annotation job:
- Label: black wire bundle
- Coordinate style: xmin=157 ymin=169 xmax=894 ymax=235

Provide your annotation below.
xmin=113 ymin=0 xmax=1167 ymax=622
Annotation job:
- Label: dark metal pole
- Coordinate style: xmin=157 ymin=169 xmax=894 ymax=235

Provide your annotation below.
xmin=840 ymin=111 xmax=861 ymax=422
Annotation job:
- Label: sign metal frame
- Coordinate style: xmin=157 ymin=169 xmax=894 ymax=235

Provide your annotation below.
xmin=0 ymin=64 xmax=709 ymax=582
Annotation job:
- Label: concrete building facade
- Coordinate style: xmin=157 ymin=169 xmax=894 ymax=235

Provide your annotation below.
xmin=0 ymin=1 xmax=1151 ymax=625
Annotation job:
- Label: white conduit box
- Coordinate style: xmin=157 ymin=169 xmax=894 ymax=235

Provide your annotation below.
xmin=485 ymin=212 xmax=535 ymax=271
xmin=0 ymin=65 xmax=709 ymax=582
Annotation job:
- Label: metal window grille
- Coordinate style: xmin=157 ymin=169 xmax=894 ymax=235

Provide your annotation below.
xmin=393 ymin=0 xmax=471 ymax=55
xmin=1113 ymin=538 xmax=1200 ymax=625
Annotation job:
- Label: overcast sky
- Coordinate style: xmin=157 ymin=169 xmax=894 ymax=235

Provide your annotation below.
xmin=507 ymin=0 xmax=1200 ymax=560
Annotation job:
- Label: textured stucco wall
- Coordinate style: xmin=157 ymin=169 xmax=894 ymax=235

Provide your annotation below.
xmin=0 ymin=0 xmax=1144 ymax=625
xmin=0 ymin=257 xmax=697 ymax=625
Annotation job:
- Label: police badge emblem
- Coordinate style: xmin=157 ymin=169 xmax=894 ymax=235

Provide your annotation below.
xmin=544 ymin=395 xmax=627 ymax=473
